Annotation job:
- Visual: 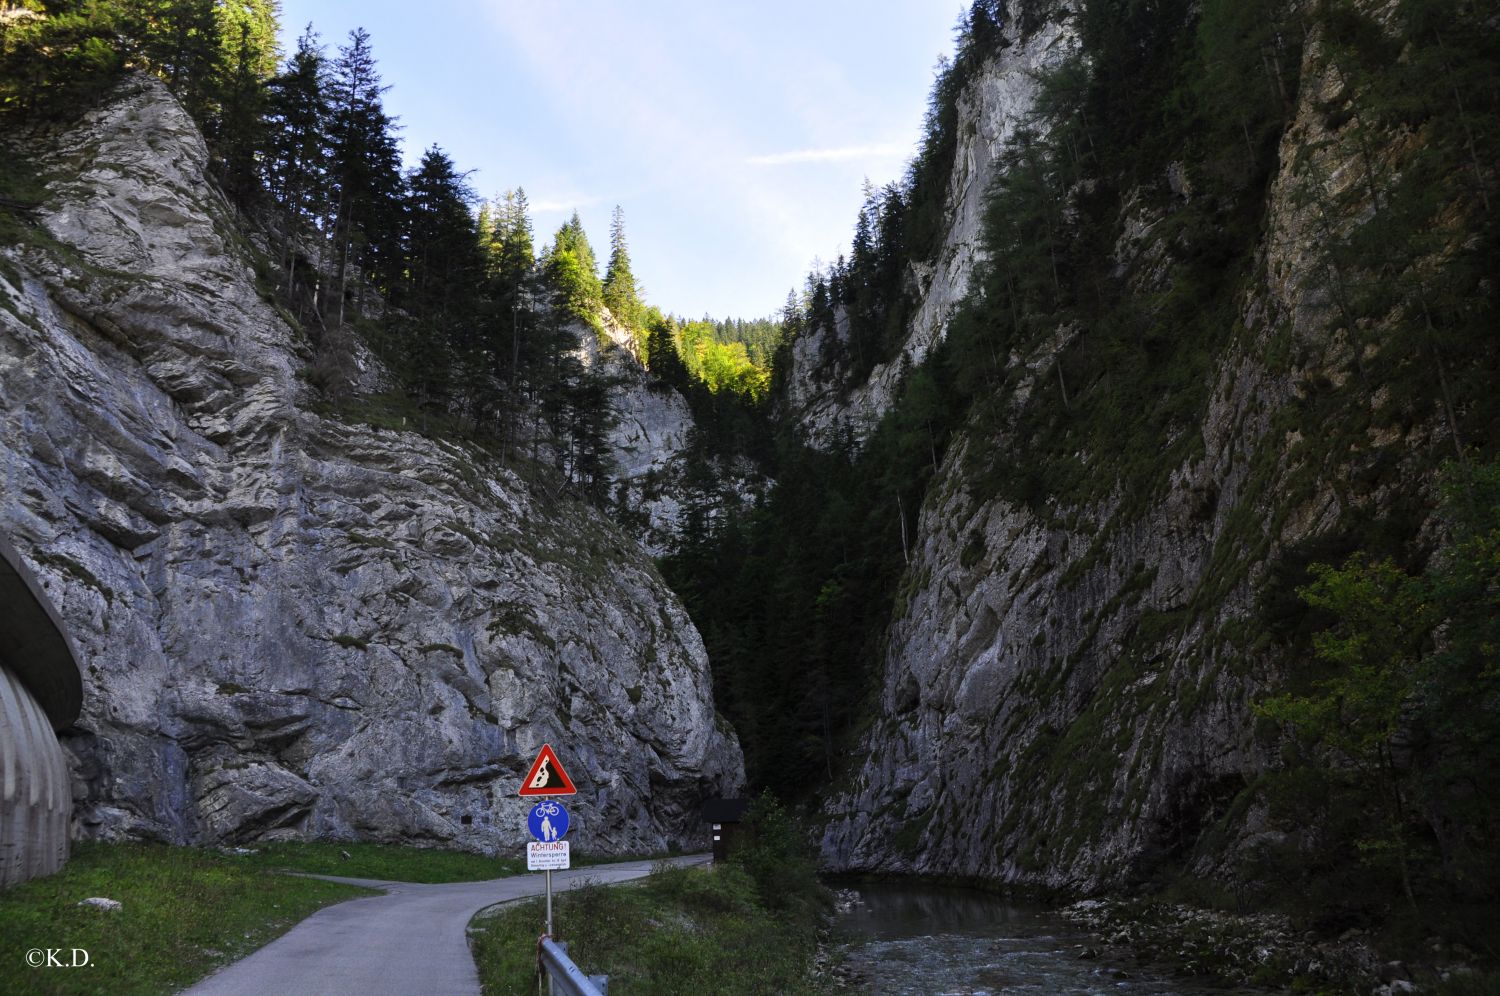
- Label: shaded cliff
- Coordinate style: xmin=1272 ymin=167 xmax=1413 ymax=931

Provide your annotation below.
xmin=0 ymin=77 xmax=743 ymax=851
xmin=808 ymin=0 xmax=1499 ymax=910
xmin=781 ymin=15 xmax=1077 ymax=450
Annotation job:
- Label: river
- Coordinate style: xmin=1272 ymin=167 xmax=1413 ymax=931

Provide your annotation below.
xmin=831 ymin=882 xmax=1267 ymax=995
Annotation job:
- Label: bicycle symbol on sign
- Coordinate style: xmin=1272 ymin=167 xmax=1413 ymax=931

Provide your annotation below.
xmin=529 ymin=799 xmax=568 ymax=842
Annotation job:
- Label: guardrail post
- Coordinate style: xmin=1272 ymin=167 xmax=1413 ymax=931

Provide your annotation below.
xmin=537 ymin=935 xmax=607 ymax=996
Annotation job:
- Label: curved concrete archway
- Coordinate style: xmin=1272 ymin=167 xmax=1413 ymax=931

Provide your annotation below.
xmin=1 ymin=534 xmax=84 ymax=889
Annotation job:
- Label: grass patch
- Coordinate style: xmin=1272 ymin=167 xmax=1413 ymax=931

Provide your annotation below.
xmin=469 ymin=864 xmax=827 ymax=995
xmin=0 ymin=842 xmax=372 ymax=995
xmin=228 ymin=841 xmax=523 ymax=884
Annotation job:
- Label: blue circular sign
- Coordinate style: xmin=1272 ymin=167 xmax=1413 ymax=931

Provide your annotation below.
xmin=527 ymin=800 xmax=569 ymax=842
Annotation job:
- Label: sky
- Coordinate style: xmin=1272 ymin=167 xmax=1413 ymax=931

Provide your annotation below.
xmin=275 ymin=1 xmax=965 ymax=320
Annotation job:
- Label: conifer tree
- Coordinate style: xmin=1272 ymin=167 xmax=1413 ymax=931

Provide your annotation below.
xmin=145 ymin=0 xmax=222 ymax=122
xmin=399 ymin=145 xmax=483 ymax=405
xmin=543 ymin=211 xmax=603 ymax=318
xmin=602 ymin=204 xmax=640 ymax=326
xmin=325 ymin=26 xmax=404 ymax=323
xmin=211 ymin=19 xmax=267 ymax=203
xmin=494 ymin=188 xmax=535 ymax=295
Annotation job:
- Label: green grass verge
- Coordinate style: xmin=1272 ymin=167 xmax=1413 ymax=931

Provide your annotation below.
xmin=468 ymin=863 xmax=828 ymax=995
xmin=224 ymin=840 xmax=524 ymax=883
xmin=0 ymin=842 xmax=374 ymax=996
xmin=222 ymin=841 xmax=680 ymax=884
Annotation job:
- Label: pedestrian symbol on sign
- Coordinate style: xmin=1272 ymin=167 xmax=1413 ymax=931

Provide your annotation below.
xmin=528 ymin=800 xmax=569 ymax=842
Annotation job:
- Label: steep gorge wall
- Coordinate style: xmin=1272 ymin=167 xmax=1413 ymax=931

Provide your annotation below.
xmin=782 ymin=15 xmax=1077 ymax=449
xmin=574 ymin=314 xmax=764 ymax=557
xmin=0 ymin=77 xmax=743 ymax=852
xmin=818 ymin=10 xmax=1467 ymax=889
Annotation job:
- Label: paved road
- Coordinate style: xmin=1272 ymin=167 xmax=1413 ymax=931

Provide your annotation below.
xmin=185 ymin=853 xmax=710 ymax=996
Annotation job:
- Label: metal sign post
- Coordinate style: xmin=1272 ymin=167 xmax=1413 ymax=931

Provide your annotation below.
xmin=520 ymin=746 xmax=575 ymax=944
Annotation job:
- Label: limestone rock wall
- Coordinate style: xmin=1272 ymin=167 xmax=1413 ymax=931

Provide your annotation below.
xmin=819 ymin=19 xmax=1439 ymax=889
xmin=575 ymin=312 xmax=765 ymax=557
xmin=0 ymin=77 xmax=743 ymax=852
xmin=782 ymin=16 xmax=1078 ymax=450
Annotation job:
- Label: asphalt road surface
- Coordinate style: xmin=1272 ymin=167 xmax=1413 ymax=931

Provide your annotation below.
xmin=185 ymin=853 xmax=711 ymax=995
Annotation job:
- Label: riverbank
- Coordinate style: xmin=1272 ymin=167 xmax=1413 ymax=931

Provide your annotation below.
xmin=468 ymin=862 xmax=830 ymax=994
xmin=1060 ymin=897 xmax=1496 ymax=995
xmin=816 ymin=871 xmax=1497 ymax=995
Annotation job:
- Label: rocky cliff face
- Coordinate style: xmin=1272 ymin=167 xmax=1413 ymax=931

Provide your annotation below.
xmin=575 ymin=313 xmax=765 ymax=556
xmin=0 ymin=77 xmax=743 ymax=851
xmin=782 ymin=16 xmax=1077 ymax=450
xmin=819 ymin=14 xmax=1448 ymax=889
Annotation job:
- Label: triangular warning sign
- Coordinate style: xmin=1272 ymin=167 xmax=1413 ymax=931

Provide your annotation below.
xmin=518 ymin=743 xmax=577 ymax=796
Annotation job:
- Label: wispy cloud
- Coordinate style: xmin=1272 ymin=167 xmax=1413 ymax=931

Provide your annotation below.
xmin=746 ymin=143 xmax=910 ymax=166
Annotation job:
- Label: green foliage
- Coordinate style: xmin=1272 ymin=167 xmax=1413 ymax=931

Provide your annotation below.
xmin=1260 ymin=557 xmax=1432 ymax=767
xmin=941 ymin=0 xmax=1303 ymax=516
xmin=0 ymin=2 xmax=127 ymax=121
xmin=324 ymin=27 xmax=405 ymax=307
xmin=1257 ymin=460 xmax=1500 ymax=916
xmin=724 ymin=793 xmax=832 ymax=923
xmin=0 ymin=842 xmax=371 ymax=995
xmin=1 ymin=1 xmax=281 ymax=172
xmin=661 ymin=361 xmax=958 ymax=794
xmin=602 ymin=203 xmax=642 ymax=327
xmin=543 ymin=211 xmax=603 ymax=320
xmin=673 ymin=319 xmax=770 ymax=401
xmin=468 ymin=862 xmax=827 ymax=995
xmin=482 ymin=187 xmax=534 ymax=295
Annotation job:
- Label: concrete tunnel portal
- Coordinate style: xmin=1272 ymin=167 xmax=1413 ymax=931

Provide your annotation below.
xmin=1 ymin=534 xmax=84 ymax=889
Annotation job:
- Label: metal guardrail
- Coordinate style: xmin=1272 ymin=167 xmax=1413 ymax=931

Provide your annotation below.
xmin=538 ymin=935 xmax=608 ymax=996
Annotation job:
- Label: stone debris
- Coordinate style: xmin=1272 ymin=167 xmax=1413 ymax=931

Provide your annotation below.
xmin=1055 ymin=896 xmax=1409 ymax=991
xmin=78 ymin=897 xmax=123 ymax=911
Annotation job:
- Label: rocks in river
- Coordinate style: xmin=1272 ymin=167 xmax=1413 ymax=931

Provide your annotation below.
xmin=1057 ymin=896 xmax=1385 ymax=991
xmin=0 ymin=76 xmax=743 ymax=854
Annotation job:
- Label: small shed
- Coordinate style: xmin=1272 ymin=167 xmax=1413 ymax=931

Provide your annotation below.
xmin=1 ymin=535 xmax=84 ymax=889
xmin=700 ymin=797 xmax=750 ymax=863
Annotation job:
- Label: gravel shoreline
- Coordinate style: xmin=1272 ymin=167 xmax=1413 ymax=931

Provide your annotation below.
xmin=1061 ymin=897 xmax=1486 ymax=994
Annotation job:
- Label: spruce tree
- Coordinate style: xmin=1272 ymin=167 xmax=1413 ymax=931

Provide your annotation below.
xmin=400 ymin=145 xmax=484 ymax=406
xmin=210 ymin=19 xmax=267 ymax=203
xmin=494 ymin=188 xmax=535 ymax=295
xmin=325 ymin=26 xmax=403 ymax=323
xmin=602 ymin=203 xmax=640 ymax=326
xmin=543 ymin=212 xmax=603 ymax=318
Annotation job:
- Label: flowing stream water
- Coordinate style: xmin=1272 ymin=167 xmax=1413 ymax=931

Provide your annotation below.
xmin=832 ymin=882 xmax=1265 ymax=995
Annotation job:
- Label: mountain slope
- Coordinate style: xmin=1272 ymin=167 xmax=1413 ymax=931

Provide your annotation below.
xmin=0 ymin=76 xmax=743 ymax=851
xmin=808 ymin=0 xmax=1499 ymax=909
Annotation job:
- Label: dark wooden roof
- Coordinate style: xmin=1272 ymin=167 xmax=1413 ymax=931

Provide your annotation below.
xmin=0 ymin=534 xmax=83 ymax=730
xmin=700 ymin=798 xmax=751 ymax=823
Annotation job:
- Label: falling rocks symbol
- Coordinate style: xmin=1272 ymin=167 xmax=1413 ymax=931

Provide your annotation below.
xmin=518 ymin=743 xmax=577 ymax=796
